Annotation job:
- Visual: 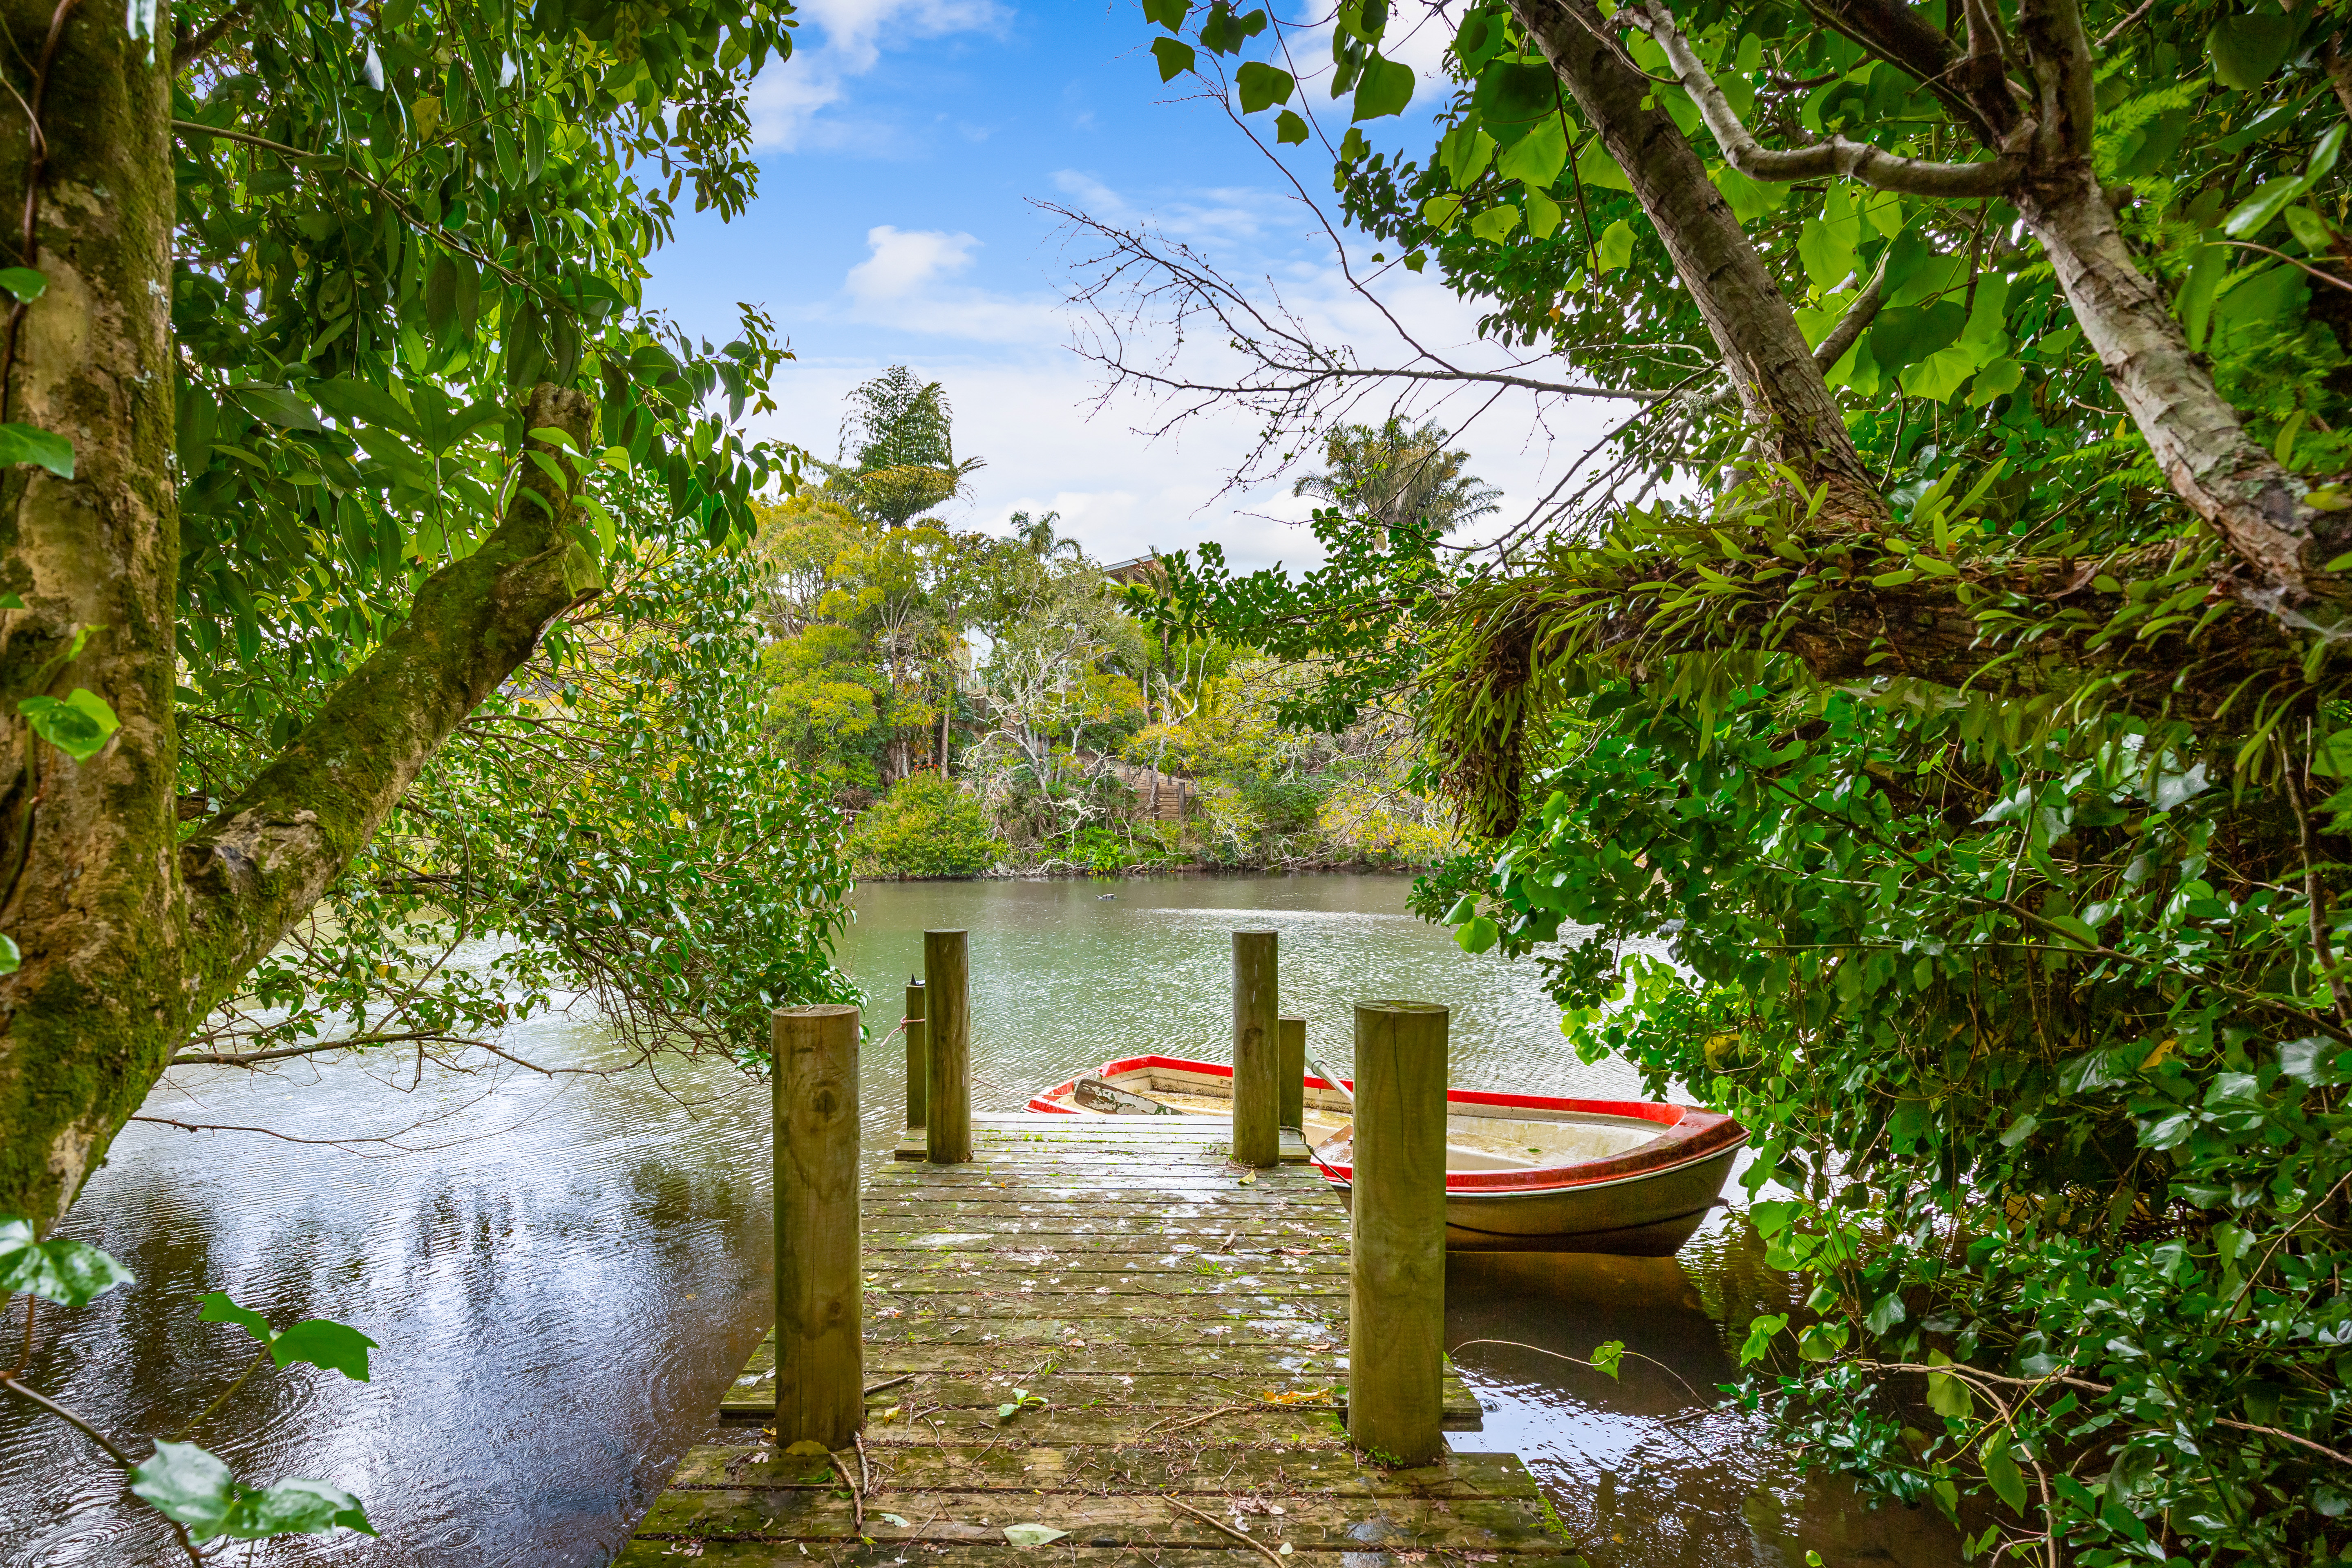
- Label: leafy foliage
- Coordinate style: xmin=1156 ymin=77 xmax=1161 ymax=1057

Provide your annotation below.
xmin=169 ymin=0 xmax=798 ymax=730
xmin=850 ymin=773 xmax=1005 ymax=878
xmin=1129 ymin=0 xmax=2352 ymax=1558
xmin=1422 ymin=680 xmax=2352 ymax=1560
xmin=186 ymin=502 xmax=859 ymax=1076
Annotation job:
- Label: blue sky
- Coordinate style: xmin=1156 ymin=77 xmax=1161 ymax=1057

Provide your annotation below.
xmin=644 ymin=2 xmax=1608 ymax=571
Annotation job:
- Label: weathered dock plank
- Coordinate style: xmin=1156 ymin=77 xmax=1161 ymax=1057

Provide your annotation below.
xmin=621 ymin=1118 xmax=1573 ymax=1567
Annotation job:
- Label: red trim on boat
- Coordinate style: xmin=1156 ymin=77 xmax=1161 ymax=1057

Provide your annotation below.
xmin=1027 ymin=1052 xmax=1748 ymax=1192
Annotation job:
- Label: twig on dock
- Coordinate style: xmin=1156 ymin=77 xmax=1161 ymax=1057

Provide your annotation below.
xmin=827 ymin=1447 xmax=865 ymax=1534
xmin=854 ymin=1430 xmax=872 ymax=1495
xmin=1164 ymin=1494 xmax=1286 ymax=1568
xmin=1135 ymin=1403 xmax=1257 ymax=1441
xmin=864 ymin=1373 xmax=918 ymax=1397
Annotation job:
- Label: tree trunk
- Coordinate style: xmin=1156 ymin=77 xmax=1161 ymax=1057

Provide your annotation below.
xmin=2012 ymin=164 xmax=2346 ymax=613
xmin=1511 ymin=0 xmax=1885 ymax=517
xmin=0 ymin=0 xmax=181 ymax=1233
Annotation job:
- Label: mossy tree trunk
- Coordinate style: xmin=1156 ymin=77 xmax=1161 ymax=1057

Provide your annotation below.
xmin=0 ymin=0 xmax=599 ymax=1232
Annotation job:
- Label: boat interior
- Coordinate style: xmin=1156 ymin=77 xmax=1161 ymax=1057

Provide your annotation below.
xmin=1044 ymin=1060 xmax=1673 ymax=1174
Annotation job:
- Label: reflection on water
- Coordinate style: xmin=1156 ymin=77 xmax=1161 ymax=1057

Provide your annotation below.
xmin=0 ymin=873 xmax=1954 ymax=1566
xmin=1448 ymin=1236 xmax=1958 ymax=1566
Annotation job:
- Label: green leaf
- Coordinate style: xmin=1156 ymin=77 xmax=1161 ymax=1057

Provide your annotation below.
xmin=1709 ymin=163 xmax=1784 ymax=223
xmin=1004 ymin=1524 xmax=1070 ymax=1547
xmin=1455 ymin=915 xmax=1500 ymax=953
xmin=1596 ymin=219 xmax=1634 ymax=274
xmin=0 ymin=266 xmax=47 ymax=302
xmin=2283 ymin=205 xmax=2336 ymax=253
xmin=129 ymin=1442 xmax=375 ymax=1541
xmin=130 ymin=1441 xmax=238 ymax=1537
xmin=1798 ymin=185 xmax=1860 ymax=291
xmin=2278 ymin=1036 xmax=2345 ymax=1085
xmin=1440 ymin=124 xmax=1496 ymax=188
xmin=1443 ymin=895 xmax=1476 ymax=924
xmin=269 ymin=1318 xmax=378 ymax=1380
xmin=1981 ymin=1427 xmax=2029 ymax=1512
xmin=199 ymin=1289 xmax=276 ymax=1341
xmin=1472 ymin=60 xmax=1556 ymax=144
xmin=2177 ymin=242 xmax=2227 ymax=351
xmin=0 ymin=933 xmax=16 ymax=975
xmin=1737 ymin=1312 xmax=1788 ymax=1364
xmin=1197 ymin=2 xmax=1266 ymax=54
xmin=1493 ymin=115 xmax=1567 ymax=186
xmin=1149 ymin=36 xmax=1196 ymax=81
xmin=2310 ymin=123 xmax=2348 ymax=182
xmin=1274 ymin=109 xmax=1309 ymax=145
xmin=1420 ymin=193 xmax=1466 ymax=232
xmin=1467 ymin=204 xmax=1522 ymax=243
xmin=2205 ymin=9 xmax=2298 ymax=90
xmin=1588 ymin=1340 xmax=1624 ymax=1379
xmin=1870 ymin=302 xmax=1966 ymax=374
xmin=1141 ymin=0 xmax=1189 ymax=27
xmin=1574 ymin=136 xmax=1632 ymax=192
xmin=1924 ymin=1354 xmax=1974 ymax=1417
xmin=1864 ymin=1293 xmax=1907 ymax=1333
xmin=1967 ymin=355 xmax=2023 ymax=407
xmin=0 ymin=422 xmax=74 ymax=478
xmin=227 ymin=1478 xmax=376 ymax=1539
xmin=1522 ymin=186 xmax=1562 ymax=240
xmin=0 ymin=1217 xmax=134 ymax=1305
xmin=1236 ymin=61 xmax=1293 ymax=113
xmin=1351 ymin=54 xmax=1414 ymax=121
xmin=1899 ymin=344 xmax=1982 ymax=403
xmin=19 ymin=688 xmax=120 ymax=763
xmin=2225 ymin=174 xmax=2311 ymax=239
xmin=1796 ymin=1321 xmax=1849 ymax=1360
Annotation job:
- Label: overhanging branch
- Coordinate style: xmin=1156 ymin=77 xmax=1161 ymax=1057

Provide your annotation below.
xmin=1626 ymin=1 xmax=2022 ymax=197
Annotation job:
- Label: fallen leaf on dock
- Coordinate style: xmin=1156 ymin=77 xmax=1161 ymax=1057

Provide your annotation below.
xmin=1003 ymin=1525 xmax=1069 ymax=1547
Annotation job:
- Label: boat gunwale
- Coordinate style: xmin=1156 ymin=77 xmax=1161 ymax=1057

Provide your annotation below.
xmin=1027 ymin=1052 xmax=1749 ymax=1193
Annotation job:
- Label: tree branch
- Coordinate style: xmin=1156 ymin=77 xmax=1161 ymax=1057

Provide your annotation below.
xmin=1813 ymin=252 xmax=1889 ymax=374
xmin=1510 ymin=0 xmax=1884 ymax=512
xmin=1626 ymin=1 xmax=2022 ymax=197
xmin=176 ymin=386 xmax=598 ymax=1050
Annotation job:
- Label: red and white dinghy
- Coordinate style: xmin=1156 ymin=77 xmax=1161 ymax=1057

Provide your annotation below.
xmin=1029 ymin=1053 xmax=1748 ymax=1257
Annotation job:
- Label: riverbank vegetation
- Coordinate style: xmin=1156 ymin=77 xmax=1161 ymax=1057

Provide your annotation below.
xmin=1116 ymin=0 xmax=2352 ymax=1562
xmin=757 ymin=371 xmax=1460 ymax=877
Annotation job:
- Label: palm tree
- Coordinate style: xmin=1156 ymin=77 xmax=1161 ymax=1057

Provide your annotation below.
xmin=1009 ymin=509 xmax=1081 ymax=560
xmin=1291 ymin=418 xmax=1500 ymax=541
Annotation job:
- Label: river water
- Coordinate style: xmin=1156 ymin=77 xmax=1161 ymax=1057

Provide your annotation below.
xmin=0 ymin=875 xmax=1958 ymax=1566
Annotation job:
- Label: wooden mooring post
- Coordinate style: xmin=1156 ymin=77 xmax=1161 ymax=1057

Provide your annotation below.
xmin=924 ymin=929 xmax=972 ymax=1163
xmin=1231 ymin=929 xmax=1280 ymax=1167
xmin=904 ymin=978 xmax=927 ymax=1130
xmin=1347 ymin=1000 xmax=1448 ymax=1465
xmin=771 ymin=1004 xmax=863 ymax=1450
xmin=1278 ymin=1014 xmax=1306 ymax=1130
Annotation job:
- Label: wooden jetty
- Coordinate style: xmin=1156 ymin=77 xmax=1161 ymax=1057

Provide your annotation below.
xmin=616 ymin=933 xmax=1581 ymax=1567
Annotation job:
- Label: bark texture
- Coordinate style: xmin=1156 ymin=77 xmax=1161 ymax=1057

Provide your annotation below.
xmin=1509 ymin=0 xmax=1886 ymax=516
xmin=0 ymin=15 xmax=600 ymax=1232
xmin=1625 ymin=0 xmax=2350 ymax=618
xmin=0 ymin=0 xmax=181 ymax=1235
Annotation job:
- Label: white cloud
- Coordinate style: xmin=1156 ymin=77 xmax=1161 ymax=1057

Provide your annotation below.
xmin=748 ymin=0 xmax=1006 ymax=150
xmin=828 ymin=226 xmax=1063 ymax=342
xmin=1050 ymin=170 xmax=1124 ymax=214
xmin=845 ymin=226 xmax=981 ymax=303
